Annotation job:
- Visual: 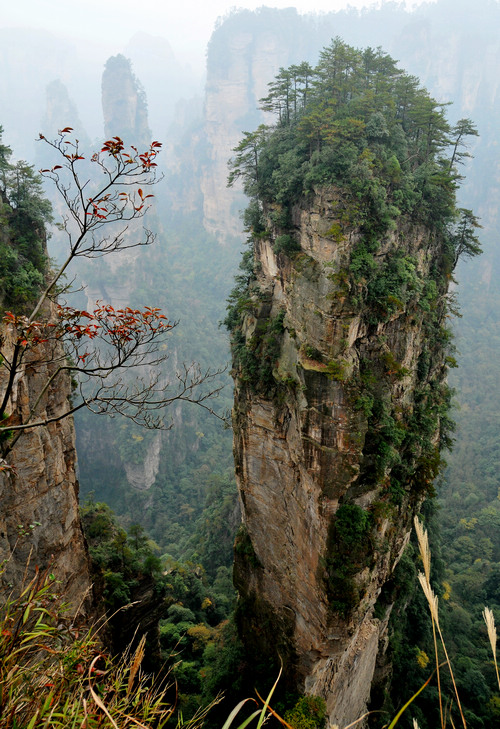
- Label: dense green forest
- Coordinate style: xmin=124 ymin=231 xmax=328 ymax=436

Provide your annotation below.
xmin=2 ymin=0 xmax=500 ymax=726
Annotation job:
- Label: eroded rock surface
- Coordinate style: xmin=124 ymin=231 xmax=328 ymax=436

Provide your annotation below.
xmin=0 ymin=322 xmax=91 ymax=610
xmin=232 ymin=188 xmax=450 ymax=725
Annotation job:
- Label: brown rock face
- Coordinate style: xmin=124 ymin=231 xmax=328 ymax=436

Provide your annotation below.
xmin=0 ymin=323 xmax=91 ymax=610
xmin=232 ymin=188 xmax=450 ymax=725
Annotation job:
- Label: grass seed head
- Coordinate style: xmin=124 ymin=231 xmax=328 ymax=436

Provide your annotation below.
xmin=414 ymin=517 xmax=431 ymax=583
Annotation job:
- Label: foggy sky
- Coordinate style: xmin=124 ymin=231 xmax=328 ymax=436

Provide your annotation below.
xmin=2 ymin=0 xmax=434 ymax=74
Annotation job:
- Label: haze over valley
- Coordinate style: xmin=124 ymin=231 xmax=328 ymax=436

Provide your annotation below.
xmin=0 ymin=1 xmax=499 ymax=727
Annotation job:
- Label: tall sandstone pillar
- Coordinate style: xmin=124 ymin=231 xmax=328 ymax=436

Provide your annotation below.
xmin=231 ymin=188 xmax=452 ymax=726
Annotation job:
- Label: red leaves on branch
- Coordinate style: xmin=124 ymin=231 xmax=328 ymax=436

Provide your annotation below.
xmin=2 ymin=303 xmax=171 ymax=352
xmin=138 ymin=150 xmax=159 ymax=170
xmin=100 ymin=137 xmax=162 ymax=168
xmin=101 ymin=136 xmax=125 ymax=156
xmin=56 ymin=303 xmax=172 ymax=344
xmin=38 ymin=131 xmax=162 ymax=217
xmin=137 ymin=188 xmax=154 ymax=202
xmin=2 ymin=312 xmax=56 ymax=346
xmin=86 ymin=198 xmax=108 ymax=220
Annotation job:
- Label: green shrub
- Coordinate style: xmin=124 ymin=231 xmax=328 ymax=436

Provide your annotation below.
xmin=324 ymin=504 xmax=373 ymax=617
xmin=273 ymin=233 xmax=300 ymax=255
xmin=234 ymin=524 xmax=262 ymax=568
xmin=284 ymin=695 xmax=327 ymax=729
xmin=302 ymin=344 xmax=322 ymax=361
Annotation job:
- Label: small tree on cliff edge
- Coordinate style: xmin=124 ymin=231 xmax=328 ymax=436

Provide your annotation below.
xmin=0 ymin=128 xmax=223 ymax=463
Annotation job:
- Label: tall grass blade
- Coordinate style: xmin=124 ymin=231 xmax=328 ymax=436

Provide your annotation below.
xmin=221 ymin=698 xmax=259 ymax=729
xmin=483 ymin=606 xmax=500 ymax=691
xmin=127 ymin=634 xmax=146 ymax=695
xmin=387 ymin=671 xmax=434 ymax=728
xmin=256 ymin=666 xmax=282 ymax=729
xmin=415 ymin=517 xmax=444 ymax=729
xmin=414 ymin=518 xmax=431 ymax=583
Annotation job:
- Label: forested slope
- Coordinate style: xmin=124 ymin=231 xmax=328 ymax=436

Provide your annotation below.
xmin=1 ymin=2 xmax=497 ymax=722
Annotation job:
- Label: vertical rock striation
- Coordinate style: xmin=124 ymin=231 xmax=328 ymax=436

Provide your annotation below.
xmin=0 ymin=170 xmax=91 ymax=610
xmin=202 ymin=28 xmax=284 ymax=241
xmin=226 ymin=37 xmax=481 ymax=723
xmin=75 ymin=57 xmax=165 ymax=499
xmin=0 ymin=319 xmax=91 ymax=609
xmin=232 ymin=189 xmax=452 ymax=725
xmin=202 ymin=9 xmax=318 ymax=243
xmin=102 ymin=54 xmax=151 ymax=149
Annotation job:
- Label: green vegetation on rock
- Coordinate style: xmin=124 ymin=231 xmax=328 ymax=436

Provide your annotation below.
xmin=227 ymin=38 xmax=480 ymax=260
xmin=0 ymin=126 xmax=51 ymax=313
xmin=226 ymin=36 xmax=482 ymax=714
xmin=226 ymin=38 xmax=480 ymax=514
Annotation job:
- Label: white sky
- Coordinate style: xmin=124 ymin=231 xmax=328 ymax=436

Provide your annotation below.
xmin=1 ymin=0 xmax=432 ymax=73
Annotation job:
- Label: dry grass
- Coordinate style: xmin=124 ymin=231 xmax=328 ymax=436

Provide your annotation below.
xmin=3 ymin=527 xmax=500 ymax=729
xmin=413 ymin=517 xmax=500 ymax=729
xmin=0 ymin=564 xmax=211 ymax=729
xmin=483 ymin=606 xmax=500 ymax=692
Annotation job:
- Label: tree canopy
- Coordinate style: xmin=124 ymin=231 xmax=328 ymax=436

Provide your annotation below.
xmin=0 ymin=126 xmax=52 ymax=312
xmin=228 ymin=37 xmax=481 ymax=261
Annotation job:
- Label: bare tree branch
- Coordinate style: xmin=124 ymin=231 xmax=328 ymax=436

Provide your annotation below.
xmin=0 ymin=131 xmax=225 ymax=461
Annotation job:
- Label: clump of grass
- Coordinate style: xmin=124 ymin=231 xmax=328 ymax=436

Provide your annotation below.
xmin=0 ymin=564 xmax=210 ymax=729
xmin=483 ymin=606 xmax=500 ymax=692
xmin=3 ymin=540 xmax=500 ymax=729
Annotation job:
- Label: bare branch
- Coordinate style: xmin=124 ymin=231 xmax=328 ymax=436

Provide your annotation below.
xmin=0 ymin=131 xmax=224 ymax=460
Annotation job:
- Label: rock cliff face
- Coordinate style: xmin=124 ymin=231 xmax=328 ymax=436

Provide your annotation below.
xmin=42 ymin=80 xmax=87 ymax=143
xmin=201 ymin=9 xmax=318 ymax=243
xmin=199 ymin=4 xmax=500 ymax=252
xmin=202 ymin=31 xmax=282 ymax=241
xmin=102 ymin=54 xmax=151 ymax=149
xmin=77 ymin=58 xmax=165 ymax=495
xmin=0 ymin=319 xmax=91 ymax=609
xmin=232 ymin=188 xmax=450 ymax=726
